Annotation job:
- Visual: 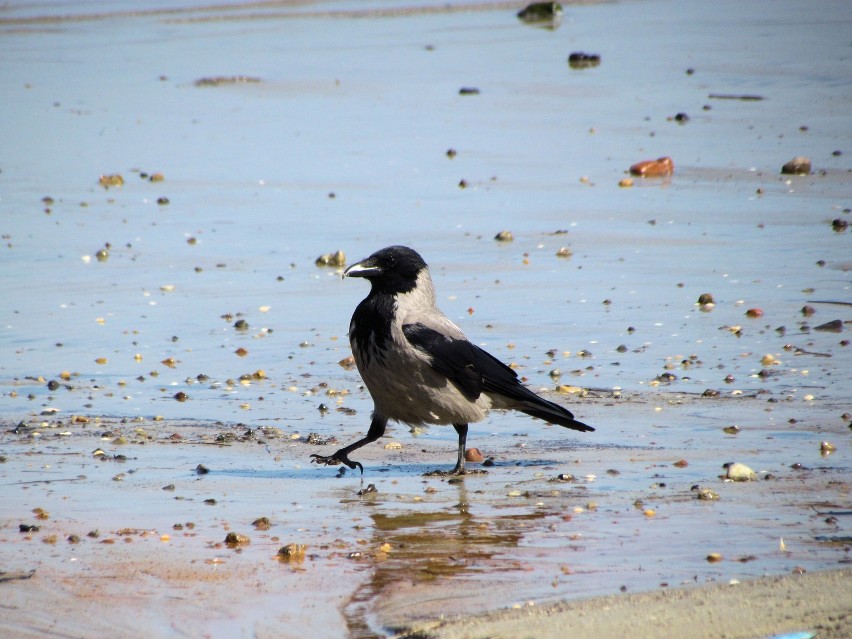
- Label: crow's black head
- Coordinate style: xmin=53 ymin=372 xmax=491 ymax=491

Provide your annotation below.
xmin=345 ymin=245 xmax=428 ymax=295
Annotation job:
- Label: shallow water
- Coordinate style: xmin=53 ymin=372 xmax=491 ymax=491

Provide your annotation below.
xmin=1 ymin=0 xmax=850 ymax=637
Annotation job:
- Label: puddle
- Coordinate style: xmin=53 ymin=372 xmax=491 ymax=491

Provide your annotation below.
xmin=1 ymin=0 xmax=850 ymax=637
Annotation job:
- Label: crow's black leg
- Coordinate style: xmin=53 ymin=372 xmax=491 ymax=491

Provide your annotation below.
xmin=450 ymin=423 xmax=468 ymax=475
xmin=311 ymin=415 xmax=387 ymax=474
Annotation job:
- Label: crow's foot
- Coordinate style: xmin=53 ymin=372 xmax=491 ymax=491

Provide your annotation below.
xmin=311 ymin=451 xmax=364 ymax=474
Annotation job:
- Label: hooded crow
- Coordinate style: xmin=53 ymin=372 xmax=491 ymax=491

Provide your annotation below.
xmin=311 ymin=245 xmax=594 ymax=475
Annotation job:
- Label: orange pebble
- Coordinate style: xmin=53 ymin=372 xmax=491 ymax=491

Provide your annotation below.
xmin=629 ymin=156 xmax=674 ymax=177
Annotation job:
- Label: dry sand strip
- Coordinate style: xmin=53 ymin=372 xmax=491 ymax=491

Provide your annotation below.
xmin=398 ymin=568 xmax=851 ymax=639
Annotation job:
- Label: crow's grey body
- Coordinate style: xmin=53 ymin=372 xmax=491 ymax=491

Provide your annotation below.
xmin=310 ymin=245 xmax=594 ymax=474
xmin=351 ymin=269 xmax=500 ymax=427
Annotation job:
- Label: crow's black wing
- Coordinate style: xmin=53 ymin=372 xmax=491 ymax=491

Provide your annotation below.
xmin=402 ymin=322 xmax=594 ymax=433
xmin=402 ymin=322 xmax=521 ymax=402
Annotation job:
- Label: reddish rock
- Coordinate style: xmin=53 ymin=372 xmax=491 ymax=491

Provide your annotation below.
xmin=629 ymin=156 xmax=674 ymax=177
xmin=464 ymin=448 xmax=484 ymax=463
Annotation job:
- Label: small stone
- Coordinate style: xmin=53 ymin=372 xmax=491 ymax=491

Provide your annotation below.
xmin=673 ymin=459 xmax=688 ymax=468
xmin=629 ymin=157 xmax=674 ymax=177
xmin=224 ymin=532 xmax=250 ymax=546
xmin=517 ymin=2 xmax=562 ymax=25
xmin=820 ymin=441 xmax=836 ymax=453
xmin=315 ymin=250 xmax=346 ymax=267
xmin=697 ymin=293 xmax=715 ymax=305
xmin=174 ymin=391 xmax=189 ymax=402
xmin=814 ymin=319 xmax=843 ymax=332
xmin=745 ymin=308 xmax=763 ymax=318
xmin=801 ymin=305 xmax=816 ymax=316
xmin=723 ymin=462 xmax=756 ymax=481
xmin=464 ymin=448 xmax=484 ymax=463
xmin=494 ymin=230 xmax=514 ymax=242
xmin=694 ymin=487 xmax=720 ymax=501
xmin=568 ymin=52 xmax=600 ymax=69
xmin=252 ymin=517 xmax=272 ymax=530
xmin=277 ymin=543 xmax=307 ymax=561
xmin=195 ymin=464 xmax=209 ymax=475
xmin=618 ymin=178 xmax=634 ymax=188
xmin=706 ymin=552 xmax=723 ymax=563
xmin=555 ymin=246 xmax=572 ymax=258
xmin=723 ymin=425 xmax=741 ymax=435
xmin=781 ymin=156 xmax=811 ymax=175
xmin=458 ymin=87 xmax=480 ymax=95
xmin=98 ymin=174 xmax=124 ymax=188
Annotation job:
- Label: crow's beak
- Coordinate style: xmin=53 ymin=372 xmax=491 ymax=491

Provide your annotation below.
xmin=344 ymin=259 xmax=382 ymax=278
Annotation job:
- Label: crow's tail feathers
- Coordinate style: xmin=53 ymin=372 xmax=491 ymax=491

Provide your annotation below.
xmin=519 ymin=396 xmax=595 ymax=433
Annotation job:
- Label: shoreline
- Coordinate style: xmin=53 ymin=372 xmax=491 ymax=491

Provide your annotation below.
xmin=398 ymin=568 xmax=852 ymax=639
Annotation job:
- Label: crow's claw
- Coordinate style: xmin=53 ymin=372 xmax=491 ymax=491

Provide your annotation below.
xmin=311 ymin=452 xmax=364 ymax=474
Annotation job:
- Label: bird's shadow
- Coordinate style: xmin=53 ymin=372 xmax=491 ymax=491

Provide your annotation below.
xmin=201 ymin=457 xmax=579 ymax=481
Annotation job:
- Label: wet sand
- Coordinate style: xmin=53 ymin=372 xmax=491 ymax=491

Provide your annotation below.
xmin=2 ymin=393 xmax=849 ymax=637
xmin=402 ymin=567 xmax=852 ymax=639
xmin=1 ymin=0 xmax=850 ymax=637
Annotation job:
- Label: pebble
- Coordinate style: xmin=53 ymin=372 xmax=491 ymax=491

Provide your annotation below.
xmin=568 ymin=52 xmax=601 ymax=69
xmin=629 ymin=157 xmax=674 ymax=177
xmin=517 ymin=1 xmax=563 ymax=24
xmin=315 ymin=250 xmax=346 ymax=267
xmin=224 ymin=532 xmax=250 ymax=546
xmin=494 ymin=230 xmax=514 ymax=242
xmin=464 ymin=448 xmax=484 ymax=462
xmin=98 ymin=174 xmax=124 ymax=188
xmin=814 ymin=319 xmax=843 ymax=332
xmin=697 ymin=293 xmax=715 ymax=305
xmin=723 ymin=462 xmax=756 ymax=481
xmin=194 ymin=75 xmax=261 ymax=87
xmin=781 ymin=156 xmax=811 ymax=175
xmin=277 ymin=543 xmax=307 ymax=561
xmin=252 ymin=517 xmax=272 ymax=530
xmin=695 ymin=488 xmax=720 ymax=501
